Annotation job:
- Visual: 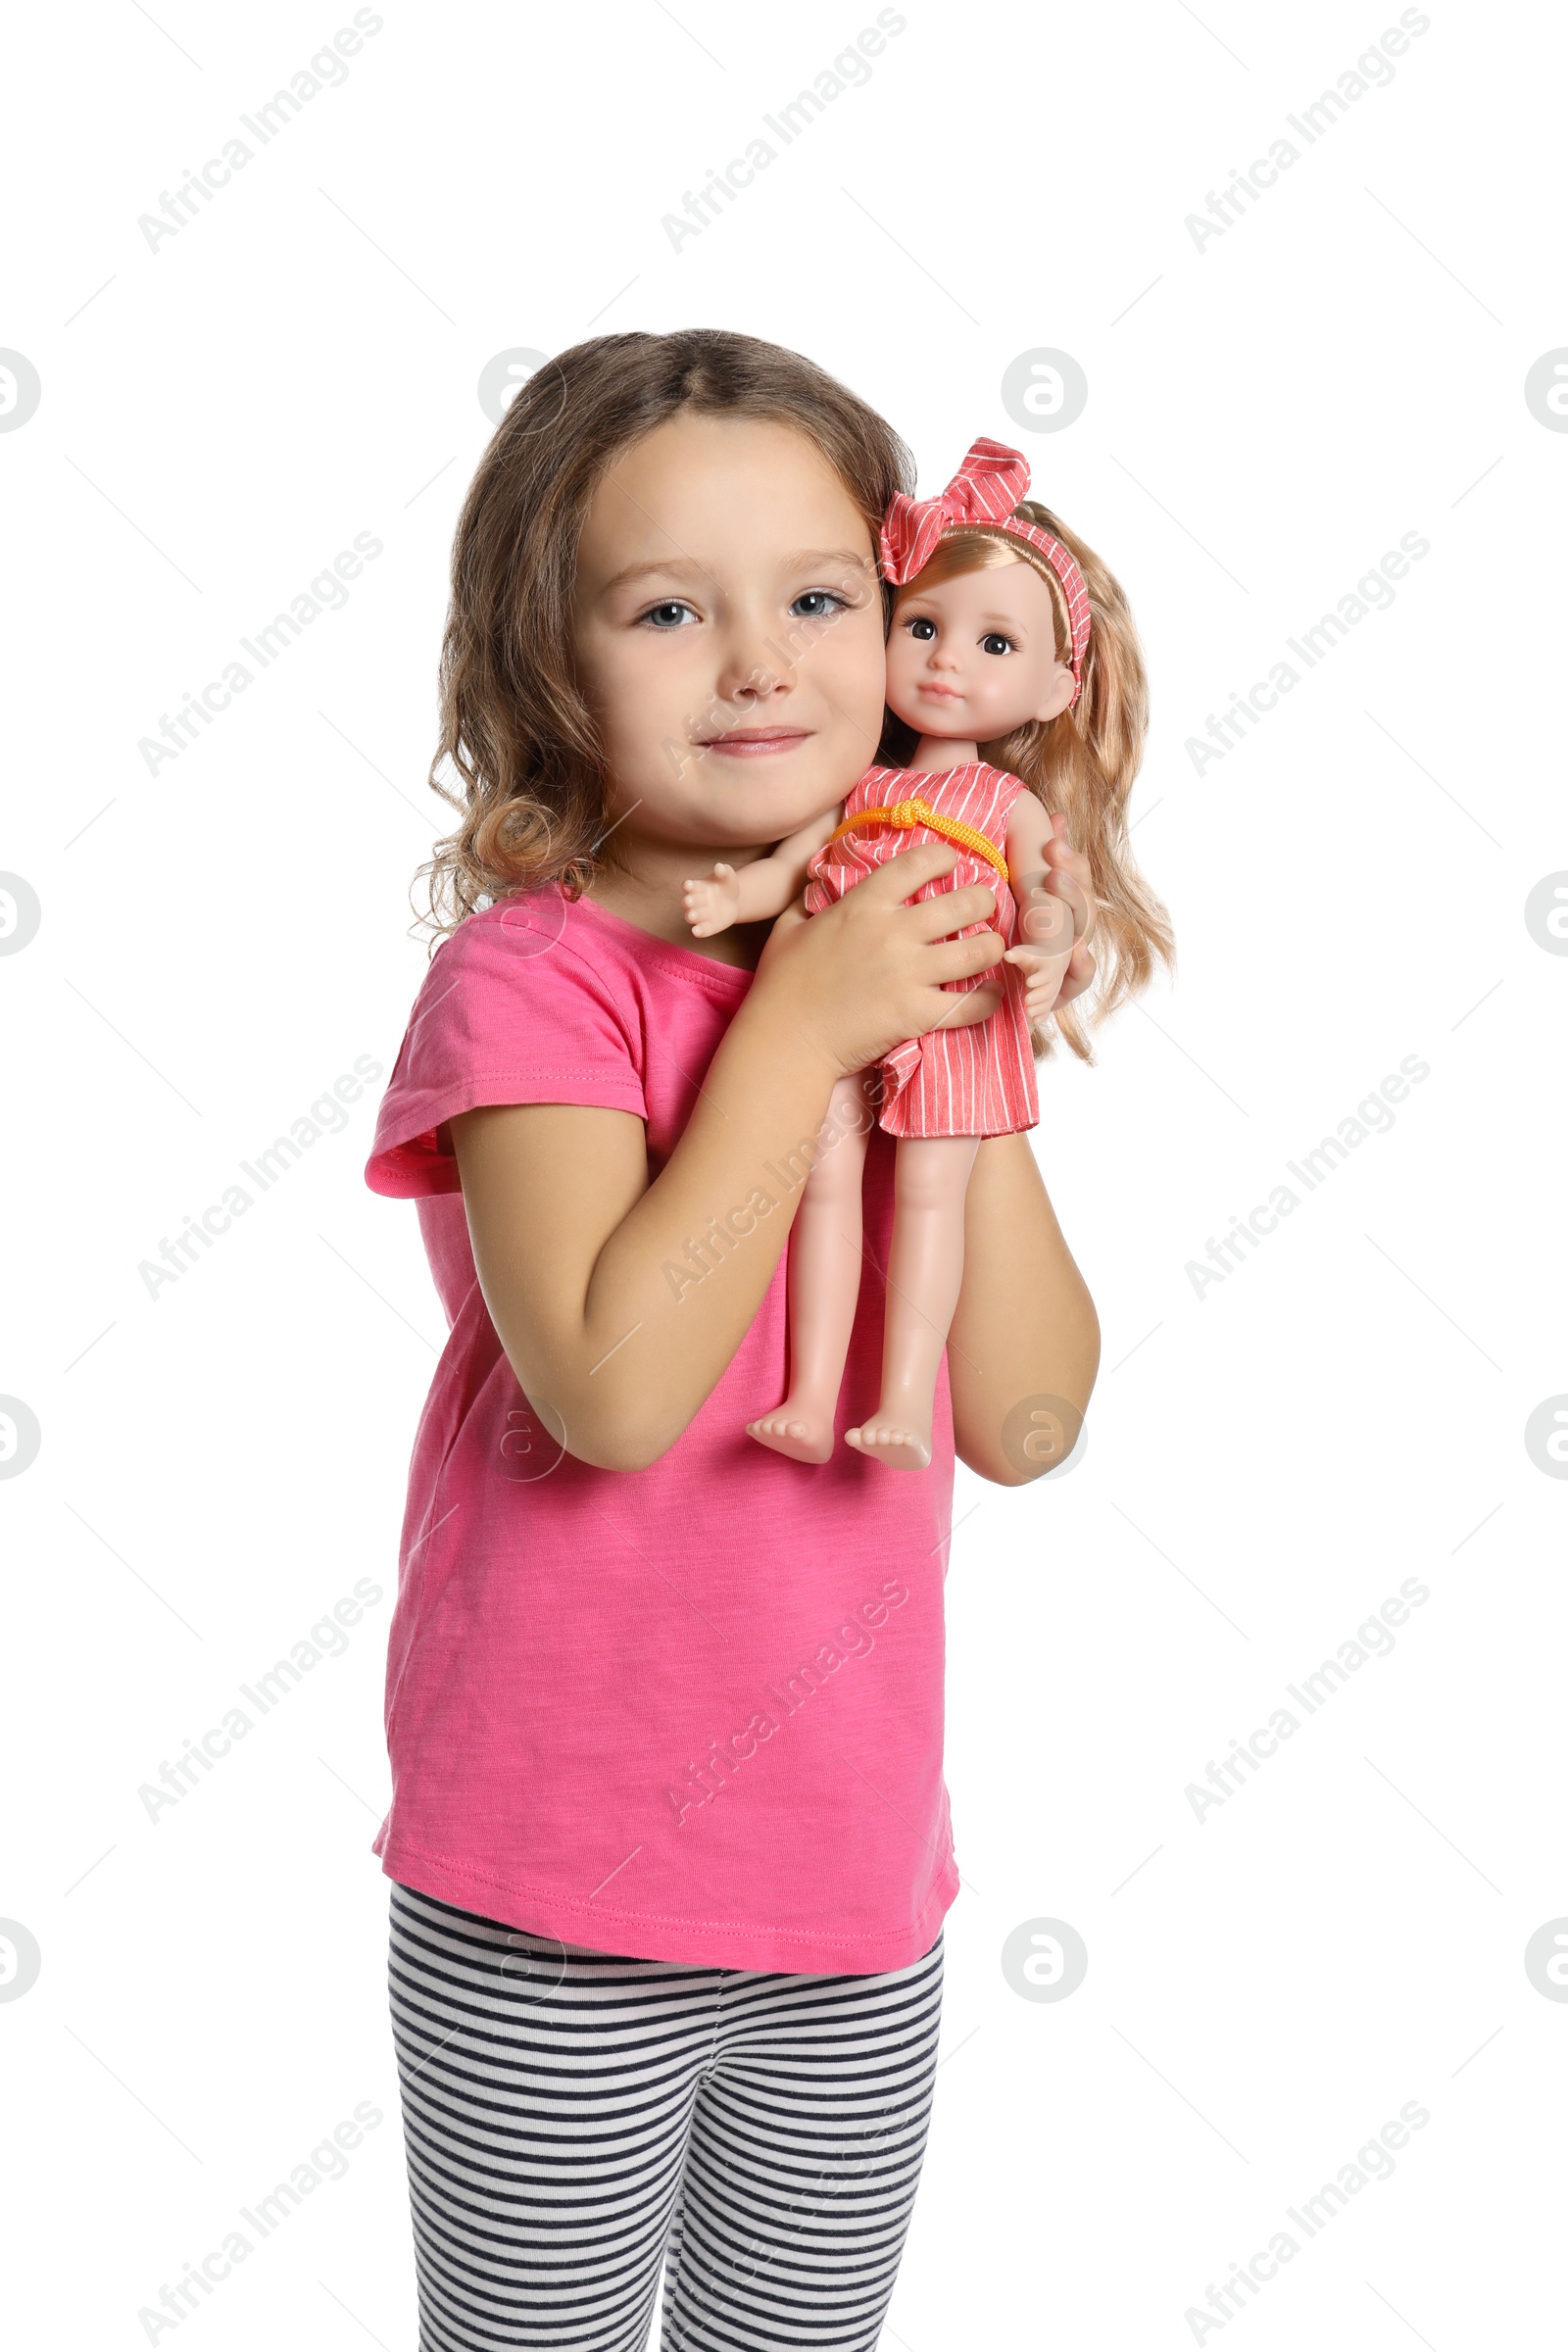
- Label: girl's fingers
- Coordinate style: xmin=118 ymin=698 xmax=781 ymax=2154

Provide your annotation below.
xmin=848 ymin=840 xmax=959 ymax=901
xmin=1017 ymin=859 xmax=1090 ymax=946
xmin=920 ymin=929 xmax=1005 ymax=987
xmin=935 ymin=981 xmax=1004 ymax=1029
xmin=904 ymin=883 xmax=999 ymax=940
xmin=1056 ymin=879 xmax=1093 ymax=942
xmin=1054 ymin=942 xmax=1097 ymax=1006
xmin=1045 ymin=860 xmax=1094 ymax=942
xmin=1015 ymin=891 xmax=1075 ymax=950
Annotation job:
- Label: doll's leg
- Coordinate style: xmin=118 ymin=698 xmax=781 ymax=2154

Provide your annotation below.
xmin=846 ymin=1134 xmax=981 ymax=1471
xmin=748 ymin=1071 xmax=874 ymax=1464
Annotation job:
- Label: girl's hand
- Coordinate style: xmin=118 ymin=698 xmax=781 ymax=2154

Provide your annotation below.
xmin=752 ymin=841 xmax=1004 ymax=1079
xmin=1004 ymin=811 xmax=1098 ymax=1023
xmin=1010 ymin=814 xmax=1095 ymax=952
xmin=1042 ymin=810 xmax=1096 ymax=943
xmin=1054 ymin=937 xmax=1098 ymax=1011
xmin=1004 ymin=876 xmax=1074 ymax=1020
xmin=681 ymin=862 xmax=743 ymax=938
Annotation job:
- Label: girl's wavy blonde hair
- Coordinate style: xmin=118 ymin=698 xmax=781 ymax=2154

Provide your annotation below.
xmin=878 ymin=511 xmax=1174 ymax=1060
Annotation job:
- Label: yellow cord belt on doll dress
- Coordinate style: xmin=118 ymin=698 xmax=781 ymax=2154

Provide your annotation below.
xmin=824 ymin=796 xmax=1009 ymax=877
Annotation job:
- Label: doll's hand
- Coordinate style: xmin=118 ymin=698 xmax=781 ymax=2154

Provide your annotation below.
xmin=681 ymin=863 xmax=743 ymax=939
xmin=1004 ymin=942 xmax=1074 ymax=1023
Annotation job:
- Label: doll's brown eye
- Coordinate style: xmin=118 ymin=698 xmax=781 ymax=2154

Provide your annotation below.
xmin=907 ymin=616 xmax=936 ymax=640
xmin=980 ymin=633 xmax=1013 ymax=656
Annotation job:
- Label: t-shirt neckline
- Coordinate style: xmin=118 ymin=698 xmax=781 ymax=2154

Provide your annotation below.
xmin=565 ymin=886 xmax=757 ymax=993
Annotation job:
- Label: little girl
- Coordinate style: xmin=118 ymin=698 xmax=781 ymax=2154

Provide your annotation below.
xmin=366 ymin=330 xmax=1106 ymax=2352
xmin=683 ymin=438 xmax=1172 ymax=1472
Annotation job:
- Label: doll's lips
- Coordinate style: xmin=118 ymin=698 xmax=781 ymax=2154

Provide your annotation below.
xmin=916 ymin=682 xmax=964 ymax=701
xmin=697 ymin=727 xmax=812 ymax=758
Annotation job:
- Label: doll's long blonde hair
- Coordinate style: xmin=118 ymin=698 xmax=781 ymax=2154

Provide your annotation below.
xmin=880 ymin=505 xmax=1174 ymax=1062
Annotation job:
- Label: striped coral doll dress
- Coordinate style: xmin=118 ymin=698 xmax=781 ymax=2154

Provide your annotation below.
xmin=804 ymin=761 xmax=1040 ymax=1139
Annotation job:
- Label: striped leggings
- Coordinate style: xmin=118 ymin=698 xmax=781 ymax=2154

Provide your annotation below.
xmin=388 ymin=1884 xmax=945 ymax=2351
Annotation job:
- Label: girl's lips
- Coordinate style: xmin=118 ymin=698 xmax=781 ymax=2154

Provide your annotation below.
xmin=697 ymin=729 xmax=812 ymax=759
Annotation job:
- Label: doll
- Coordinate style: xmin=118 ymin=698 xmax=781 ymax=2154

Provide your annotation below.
xmin=682 ymin=438 xmax=1171 ymax=1470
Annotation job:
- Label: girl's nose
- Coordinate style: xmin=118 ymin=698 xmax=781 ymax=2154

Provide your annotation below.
xmin=716 ymin=659 xmax=785 ymax=707
xmin=714 ymin=634 xmax=791 ymax=707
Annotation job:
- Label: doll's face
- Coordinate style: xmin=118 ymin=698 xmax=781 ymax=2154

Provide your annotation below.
xmin=886 ymin=556 xmax=1076 ymax=741
xmin=572 ymin=412 xmax=887 ymax=855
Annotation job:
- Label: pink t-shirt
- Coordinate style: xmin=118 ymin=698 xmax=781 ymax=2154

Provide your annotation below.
xmin=364 ymin=883 xmax=959 ymax=1975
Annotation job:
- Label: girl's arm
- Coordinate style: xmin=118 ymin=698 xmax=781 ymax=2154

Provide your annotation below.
xmin=682 ymin=804 xmax=844 ymax=938
xmin=945 ymin=1132 xmax=1101 ymax=1485
xmin=452 ymin=844 xmax=1005 ymax=1472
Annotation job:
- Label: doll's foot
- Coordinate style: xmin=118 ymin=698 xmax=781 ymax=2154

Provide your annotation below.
xmin=747 ymin=1404 xmax=836 ymax=1464
xmin=845 ymin=1414 xmax=932 ymax=1471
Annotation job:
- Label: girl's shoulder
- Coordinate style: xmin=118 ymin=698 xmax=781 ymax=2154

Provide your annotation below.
xmin=420 ymin=884 xmax=736 ymax=1004
xmin=366 ymin=888 xmax=654 ymax=1201
xmin=405 ymin=886 xmax=613 ymax=1016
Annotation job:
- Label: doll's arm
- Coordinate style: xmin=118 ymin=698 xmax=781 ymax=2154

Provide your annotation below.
xmin=1003 ymin=790 xmax=1057 ymax=900
xmin=683 ymin=805 xmax=843 ymax=938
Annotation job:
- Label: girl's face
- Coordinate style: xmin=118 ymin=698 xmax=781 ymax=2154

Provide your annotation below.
xmin=572 ymin=412 xmax=887 ymax=857
xmin=886 ymin=557 xmax=1076 ymax=741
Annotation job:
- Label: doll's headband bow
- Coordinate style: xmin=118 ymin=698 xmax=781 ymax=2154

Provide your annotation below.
xmin=878 ymin=436 xmax=1093 ymax=705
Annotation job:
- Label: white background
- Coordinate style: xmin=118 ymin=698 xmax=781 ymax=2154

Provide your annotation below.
xmin=3 ymin=1 xmax=1565 ymax=2344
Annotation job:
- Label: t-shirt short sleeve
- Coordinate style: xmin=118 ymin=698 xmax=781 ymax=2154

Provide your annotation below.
xmin=365 ymin=900 xmax=648 ymax=1198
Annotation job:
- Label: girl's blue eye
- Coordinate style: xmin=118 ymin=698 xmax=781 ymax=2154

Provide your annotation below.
xmin=790 ymin=590 xmax=846 ymax=619
xmin=643 ymin=601 xmax=695 ymax=628
xmin=981 ymin=633 xmax=1014 ymax=656
xmin=906 ymin=616 xmax=937 ymax=641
